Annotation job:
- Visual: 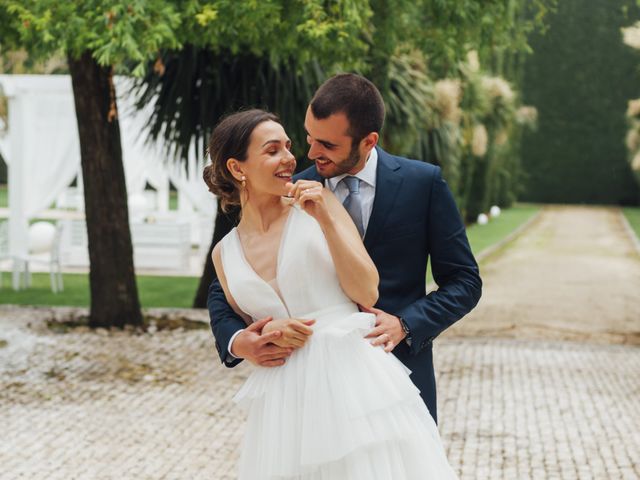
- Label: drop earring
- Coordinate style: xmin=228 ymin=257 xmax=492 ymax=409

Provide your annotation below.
xmin=241 ymin=176 xmax=246 ymax=188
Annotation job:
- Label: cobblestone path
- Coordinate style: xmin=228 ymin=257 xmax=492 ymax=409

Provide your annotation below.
xmin=1 ymin=309 xmax=638 ymax=479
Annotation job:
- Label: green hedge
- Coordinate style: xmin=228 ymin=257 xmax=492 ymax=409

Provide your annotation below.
xmin=520 ymin=0 xmax=640 ymax=205
xmin=623 ymin=207 xmax=640 ymax=239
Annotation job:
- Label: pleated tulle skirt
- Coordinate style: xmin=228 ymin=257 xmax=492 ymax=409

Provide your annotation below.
xmin=233 ymin=306 xmax=458 ymax=480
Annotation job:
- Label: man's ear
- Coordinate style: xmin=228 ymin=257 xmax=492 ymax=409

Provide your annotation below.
xmin=226 ymin=158 xmax=244 ymax=181
xmin=361 ymin=132 xmax=379 ymax=152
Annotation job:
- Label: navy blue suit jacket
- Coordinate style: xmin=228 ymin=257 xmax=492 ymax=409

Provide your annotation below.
xmin=207 ymin=147 xmax=482 ymax=422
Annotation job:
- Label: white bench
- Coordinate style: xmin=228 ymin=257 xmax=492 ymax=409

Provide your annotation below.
xmin=131 ymin=221 xmax=191 ymax=270
xmin=60 ymin=219 xmax=191 ymax=271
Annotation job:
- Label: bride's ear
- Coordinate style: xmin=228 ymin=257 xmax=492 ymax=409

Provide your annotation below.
xmin=226 ymin=158 xmax=245 ymax=182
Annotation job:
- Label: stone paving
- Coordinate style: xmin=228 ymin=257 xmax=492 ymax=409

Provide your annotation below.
xmin=0 ymin=307 xmax=638 ymax=480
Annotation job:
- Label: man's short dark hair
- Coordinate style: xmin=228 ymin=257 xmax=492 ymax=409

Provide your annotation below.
xmin=310 ymin=73 xmax=385 ymax=143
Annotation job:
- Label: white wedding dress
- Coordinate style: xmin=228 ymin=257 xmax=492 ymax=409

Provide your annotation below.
xmin=220 ymin=205 xmax=458 ymax=480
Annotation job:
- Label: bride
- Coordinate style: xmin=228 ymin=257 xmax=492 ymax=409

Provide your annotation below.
xmin=204 ymin=109 xmax=458 ymax=479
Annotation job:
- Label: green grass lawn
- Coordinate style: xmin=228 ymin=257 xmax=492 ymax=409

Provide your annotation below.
xmin=623 ymin=207 xmax=640 ymax=240
xmin=0 ymin=184 xmax=7 ymax=208
xmin=1 ymin=183 xmax=192 ymax=308
xmin=0 ymin=273 xmax=199 ymax=308
xmin=466 ymin=204 xmax=540 ymax=256
xmin=169 ymin=190 xmax=178 ymax=210
xmin=427 ymin=204 xmax=540 ymax=284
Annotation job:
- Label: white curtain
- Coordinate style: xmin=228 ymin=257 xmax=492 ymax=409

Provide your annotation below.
xmin=0 ymin=74 xmax=217 ymax=216
xmin=24 ymin=92 xmax=81 ymax=216
xmin=168 ymin=141 xmax=217 ymax=217
xmin=115 ymin=78 xmax=215 ymax=216
xmin=116 ymin=77 xmax=169 ymax=196
xmin=0 ymin=75 xmax=81 ymax=218
xmin=0 ymin=74 xmax=221 ymax=281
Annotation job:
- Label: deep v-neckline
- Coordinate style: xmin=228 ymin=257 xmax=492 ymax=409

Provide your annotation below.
xmin=233 ymin=206 xmax=296 ymax=315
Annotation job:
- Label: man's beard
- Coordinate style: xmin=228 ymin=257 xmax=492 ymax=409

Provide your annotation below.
xmin=316 ymin=141 xmax=362 ymax=178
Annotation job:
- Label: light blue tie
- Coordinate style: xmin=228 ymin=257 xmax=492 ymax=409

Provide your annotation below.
xmin=342 ymin=176 xmax=365 ymax=237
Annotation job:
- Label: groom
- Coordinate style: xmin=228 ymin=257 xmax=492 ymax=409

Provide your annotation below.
xmin=207 ymin=73 xmax=481 ymax=422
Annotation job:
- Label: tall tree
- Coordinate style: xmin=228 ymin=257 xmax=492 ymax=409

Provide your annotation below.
xmin=3 ymin=1 xmax=181 ymax=327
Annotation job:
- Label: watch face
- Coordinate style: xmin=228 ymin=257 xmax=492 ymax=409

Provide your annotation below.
xmin=400 ymin=318 xmax=410 ymax=336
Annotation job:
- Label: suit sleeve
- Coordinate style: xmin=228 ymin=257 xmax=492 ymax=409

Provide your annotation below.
xmin=207 ymin=278 xmax=246 ymax=367
xmin=396 ymin=167 xmax=482 ymax=355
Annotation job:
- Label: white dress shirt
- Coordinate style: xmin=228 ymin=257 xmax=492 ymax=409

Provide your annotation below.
xmin=227 ymin=148 xmax=379 ymax=361
xmin=326 ymin=147 xmax=377 ymax=235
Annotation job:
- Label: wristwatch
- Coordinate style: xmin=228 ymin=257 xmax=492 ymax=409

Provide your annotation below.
xmin=398 ymin=317 xmax=412 ymax=346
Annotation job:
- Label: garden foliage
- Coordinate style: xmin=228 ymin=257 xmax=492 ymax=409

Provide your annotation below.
xmin=131 ymin=1 xmax=554 ymax=223
xmin=622 ymin=21 xmax=640 ymax=188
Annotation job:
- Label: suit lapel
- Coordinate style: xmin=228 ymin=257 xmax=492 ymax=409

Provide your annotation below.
xmin=364 ymin=148 xmax=403 ymax=248
xmin=294 ymin=165 xmax=324 ymax=183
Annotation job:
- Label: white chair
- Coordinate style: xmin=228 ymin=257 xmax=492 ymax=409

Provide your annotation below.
xmin=17 ymin=221 xmax=64 ymax=293
xmin=131 ymin=220 xmax=191 ymax=270
xmin=58 ymin=218 xmax=89 ymax=267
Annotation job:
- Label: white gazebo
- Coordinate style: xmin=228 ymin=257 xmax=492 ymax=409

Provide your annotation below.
xmin=0 ymin=74 xmax=217 ymax=289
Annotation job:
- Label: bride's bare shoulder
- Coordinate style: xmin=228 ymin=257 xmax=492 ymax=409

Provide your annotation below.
xmin=211 ymin=235 xmax=250 ymax=323
xmin=210 ymin=229 xmax=236 ymax=263
xmin=211 ymin=243 xmax=225 ymax=280
xmin=211 ymin=242 xmax=222 ymax=262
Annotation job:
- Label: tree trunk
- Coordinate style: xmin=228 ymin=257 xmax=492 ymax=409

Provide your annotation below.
xmin=68 ymin=50 xmax=142 ymax=328
xmin=192 ymin=204 xmax=240 ymax=308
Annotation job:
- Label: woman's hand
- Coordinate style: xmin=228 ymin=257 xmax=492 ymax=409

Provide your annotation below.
xmin=262 ymin=317 xmax=316 ymax=349
xmin=286 ymin=180 xmax=333 ymax=227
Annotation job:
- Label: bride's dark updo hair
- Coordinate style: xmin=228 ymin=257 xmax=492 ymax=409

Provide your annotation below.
xmin=203 ymin=109 xmax=280 ymax=212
